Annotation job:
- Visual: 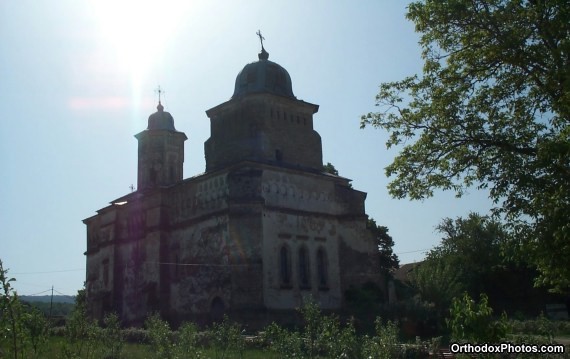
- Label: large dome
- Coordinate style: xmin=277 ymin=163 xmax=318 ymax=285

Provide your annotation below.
xmin=232 ymin=49 xmax=295 ymax=99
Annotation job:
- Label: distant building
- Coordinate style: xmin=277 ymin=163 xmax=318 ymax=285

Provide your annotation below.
xmin=83 ymin=44 xmax=382 ymax=327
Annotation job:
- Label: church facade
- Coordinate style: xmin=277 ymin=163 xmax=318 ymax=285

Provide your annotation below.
xmin=83 ymin=46 xmax=382 ymax=327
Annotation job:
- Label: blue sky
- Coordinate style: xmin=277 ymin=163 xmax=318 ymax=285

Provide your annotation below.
xmin=0 ymin=0 xmax=492 ymax=296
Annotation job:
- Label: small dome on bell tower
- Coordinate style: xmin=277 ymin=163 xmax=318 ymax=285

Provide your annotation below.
xmin=135 ymin=94 xmax=187 ymax=190
xmin=147 ymin=102 xmax=177 ymax=131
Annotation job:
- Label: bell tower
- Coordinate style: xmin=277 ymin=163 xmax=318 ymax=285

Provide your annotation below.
xmin=135 ymin=101 xmax=187 ymax=190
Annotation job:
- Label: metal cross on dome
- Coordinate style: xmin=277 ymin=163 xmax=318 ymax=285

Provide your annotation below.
xmin=155 ymin=86 xmax=165 ymax=104
xmin=256 ymin=30 xmax=265 ymax=50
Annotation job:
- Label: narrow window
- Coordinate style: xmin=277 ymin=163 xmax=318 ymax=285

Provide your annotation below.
xmin=103 ymin=260 xmax=109 ymax=287
xmin=280 ymin=246 xmax=291 ymax=286
xmin=174 ymin=254 xmax=180 ymax=280
xmin=275 ymin=149 xmax=283 ymax=162
xmin=317 ymin=248 xmax=328 ymax=288
xmin=299 ymin=247 xmax=310 ymax=289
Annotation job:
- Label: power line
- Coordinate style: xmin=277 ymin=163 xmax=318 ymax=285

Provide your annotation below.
xmin=53 ymin=289 xmax=71 ymax=296
xmin=23 ymin=289 xmax=52 ymax=296
xmin=11 ymin=268 xmax=85 ymax=275
xmin=155 ymin=262 xmax=253 ymax=267
xmin=395 ymin=248 xmax=431 ymax=255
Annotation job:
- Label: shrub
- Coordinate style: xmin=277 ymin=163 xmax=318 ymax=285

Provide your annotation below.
xmin=264 ymin=299 xmax=362 ymax=358
xmin=100 ymin=313 xmax=123 ymax=359
xmin=23 ymin=306 xmax=49 ymax=358
xmin=61 ymin=294 xmax=100 ymax=359
xmin=208 ymin=315 xmax=245 ymax=359
xmin=176 ymin=321 xmax=203 ymax=359
xmin=121 ymin=327 xmax=149 ymax=344
xmin=0 ymin=274 xmax=60 ymax=359
xmin=298 ymin=298 xmax=321 ymax=358
xmin=325 ymin=318 xmax=360 ymax=359
xmin=361 ymin=317 xmax=400 ymax=359
xmin=145 ymin=313 xmax=176 ymax=359
xmin=262 ymin=322 xmax=304 ymax=359
xmin=447 ymin=292 xmax=508 ymax=343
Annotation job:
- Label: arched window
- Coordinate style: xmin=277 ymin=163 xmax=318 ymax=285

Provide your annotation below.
xmin=299 ymin=247 xmax=310 ymax=289
xmin=317 ymin=248 xmax=328 ymax=289
xmin=280 ymin=246 xmax=291 ymax=287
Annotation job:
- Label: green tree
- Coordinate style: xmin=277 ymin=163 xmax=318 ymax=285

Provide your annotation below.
xmin=101 ymin=313 xmax=123 ymax=359
xmin=411 ymin=214 xmax=506 ymax=306
xmin=0 ymin=260 xmax=49 ymax=359
xmin=209 ymin=315 xmax=244 ymax=359
xmin=145 ymin=313 xmax=175 ymax=359
xmin=62 ymin=288 xmax=99 ymax=359
xmin=447 ymin=292 xmax=508 ymax=344
xmin=322 ymin=162 xmax=339 ymax=176
xmin=1 ymin=260 xmax=26 ymax=359
xmin=323 ymin=164 xmax=398 ymax=273
xmin=367 ymin=218 xmax=399 ymax=273
xmin=361 ymin=0 xmax=570 ymax=292
xmin=361 ymin=317 xmax=400 ymax=359
xmin=410 ymin=254 xmax=464 ymax=314
xmin=434 ymin=213 xmax=507 ymax=295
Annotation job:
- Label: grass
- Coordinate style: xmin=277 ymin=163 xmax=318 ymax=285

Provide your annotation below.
xmin=35 ymin=336 xmax=280 ymax=359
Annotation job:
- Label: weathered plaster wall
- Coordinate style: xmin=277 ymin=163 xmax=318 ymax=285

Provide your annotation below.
xmin=166 ymin=215 xmax=231 ymax=318
xmin=85 ymin=162 xmax=382 ymax=326
xmin=262 ymin=210 xmax=342 ymax=309
xmin=262 ymin=169 xmax=343 ymax=214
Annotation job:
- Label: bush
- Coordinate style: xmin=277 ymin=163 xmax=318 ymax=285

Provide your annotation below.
xmin=262 ymin=299 xmax=363 ymax=358
xmin=176 ymin=321 xmax=203 ymax=359
xmin=447 ymin=292 xmax=508 ymax=343
xmin=324 ymin=318 xmax=360 ymax=359
xmin=121 ymin=327 xmax=149 ymax=344
xmin=100 ymin=313 xmax=123 ymax=359
xmin=61 ymin=292 xmax=100 ymax=359
xmin=208 ymin=315 xmax=245 ymax=359
xmin=509 ymin=314 xmax=570 ymax=338
xmin=145 ymin=313 xmax=176 ymax=359
xmin=361 ymin=317 xmax=400 ymax=359
xmin=262 ymin=322 xmax=304 ymax=359
xmin=23 ymin=306 xmax=50 ymax=358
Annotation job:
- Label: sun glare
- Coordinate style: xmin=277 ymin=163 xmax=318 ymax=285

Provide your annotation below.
xmin=90 ymin=0 xmax=190 ymax=92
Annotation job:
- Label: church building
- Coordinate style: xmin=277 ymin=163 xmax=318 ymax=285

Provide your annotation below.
xmin=83 ymin=42 xmax=382 ymax=327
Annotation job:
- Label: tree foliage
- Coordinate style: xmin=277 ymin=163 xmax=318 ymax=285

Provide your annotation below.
xmin=411 ymin=213 xmax=506 ymax=310
xmin=0 ymin=260 xmax=50 ymax=359
xmin=322 ymin=162 xmax=339 ymax=176
xmin=367 ymin=218 xmax=399 ymax=273
xmin=361 ymin=0 xmax=570 ymax=292
xmin=447 ymin=292 xmax=508 ymax=344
